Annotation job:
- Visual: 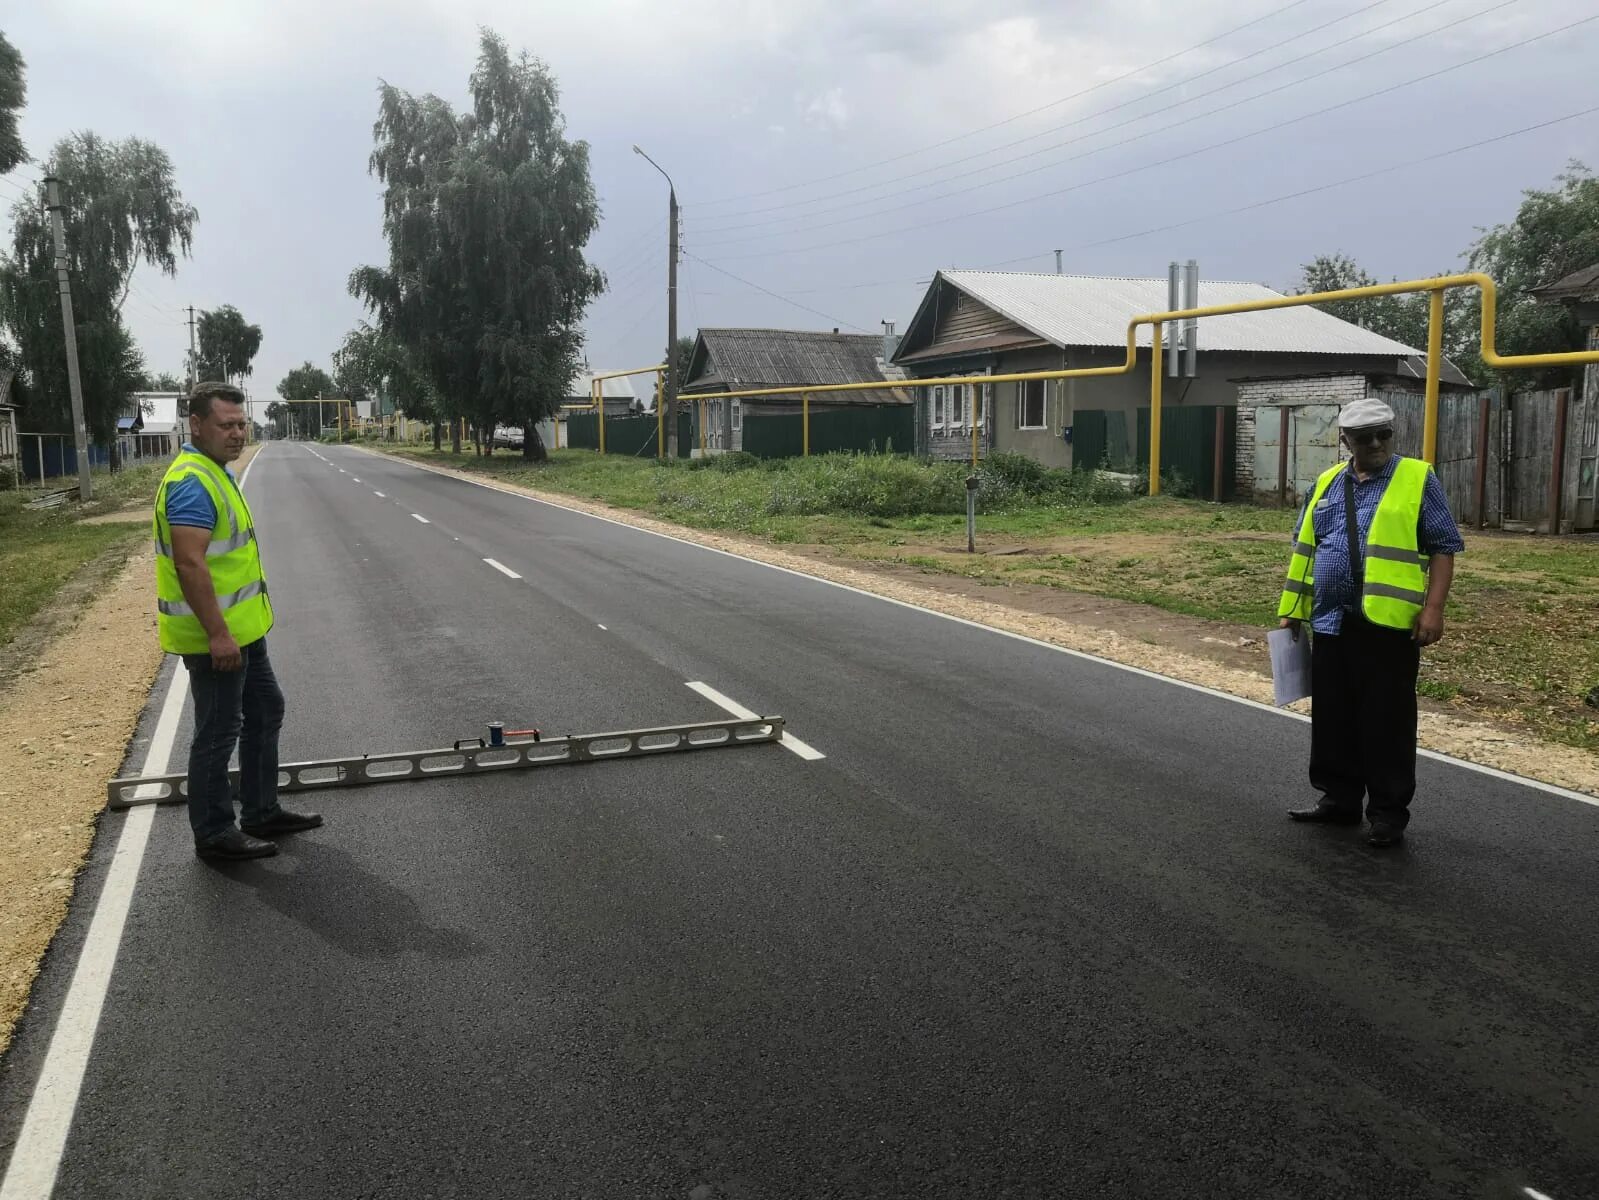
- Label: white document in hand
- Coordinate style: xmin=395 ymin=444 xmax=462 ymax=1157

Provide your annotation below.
xmin=1268 ymin=627 xmax=1312 ymax=707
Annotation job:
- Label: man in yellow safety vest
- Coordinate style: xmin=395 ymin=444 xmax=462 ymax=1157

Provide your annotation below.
xmin=154 ymin=382 xmax=321 ymax=861
xmin=1277 ymin=397 xmax=1463 ymax=847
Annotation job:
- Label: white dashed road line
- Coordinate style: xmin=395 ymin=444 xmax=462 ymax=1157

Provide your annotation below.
xmin=411 ymin=514 xmax=430 ymax=524
xmin=373 ymin=491 xmax=386 ymax=498
xmin=685 ymin=681 xmax=825 ymax=761
xmin=483 ymin=558 xmax=521 ymax=579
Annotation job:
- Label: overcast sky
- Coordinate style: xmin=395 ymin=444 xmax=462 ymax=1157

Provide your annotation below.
xmin=3 ymin=0 xmax=1596 ymax=420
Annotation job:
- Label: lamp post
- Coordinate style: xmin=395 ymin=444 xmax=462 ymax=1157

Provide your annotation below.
xmin=633 ymin=145 xmax=678 ymax=458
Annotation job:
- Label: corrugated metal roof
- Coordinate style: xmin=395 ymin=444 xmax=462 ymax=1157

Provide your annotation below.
xmin=941 ymin=271 xmax=1427 ymax=358
xmin=687 ymin=328 xmax=908 ymax=405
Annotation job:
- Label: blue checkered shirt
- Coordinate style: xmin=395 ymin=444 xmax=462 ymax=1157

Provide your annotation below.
xmin=1294 ymin=455 xmax=1464 ymax=635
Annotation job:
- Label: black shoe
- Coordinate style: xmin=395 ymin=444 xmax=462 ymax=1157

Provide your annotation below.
xmin=196 ymin=829 xmax=279 ymax=860
xmin=1367 ymin=823 xmax=1405 ymax=847
xmin=1287 ymin=802 xmax=1363 ymax=825
xmin=241 ymin=808 xmax=324 ymax=837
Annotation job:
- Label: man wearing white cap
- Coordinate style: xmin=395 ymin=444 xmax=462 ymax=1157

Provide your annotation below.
xmin=1277 ymin=397 xmax=1464 ymax=846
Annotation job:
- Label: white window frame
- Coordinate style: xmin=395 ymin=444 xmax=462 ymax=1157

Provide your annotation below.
xmin=1018 ymin=378 xmax=1047 ymax=430
xmin=931 ymin=385 xmax=946 ymax=433
xmin=976 ymin=382 xmax=988 ymax=430
xmin=731 ymin=399 xmax=742 ymax=433
xmin=951 ymin=383 xmax=967 ymax=431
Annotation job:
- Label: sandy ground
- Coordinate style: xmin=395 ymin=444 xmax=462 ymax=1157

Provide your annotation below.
xmin=386 ymin=451 xmax=1599 ymax=798
xmin=0 ymin=446 xmax=258 ymax=1057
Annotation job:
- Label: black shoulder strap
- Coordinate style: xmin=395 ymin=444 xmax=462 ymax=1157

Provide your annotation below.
xmin=1342 ymin=467 xmax=1363 ymax=588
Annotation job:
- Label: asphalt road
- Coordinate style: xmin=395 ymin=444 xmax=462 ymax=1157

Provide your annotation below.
xmin=2 ymin=442 xmax=1596 ymax=1200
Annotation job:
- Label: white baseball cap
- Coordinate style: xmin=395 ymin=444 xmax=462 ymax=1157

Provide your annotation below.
xmin=1338 ymin=397 xmax=1396 ymax=430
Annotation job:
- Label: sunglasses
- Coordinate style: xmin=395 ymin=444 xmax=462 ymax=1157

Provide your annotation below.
xmin=1346 ymin=428 xmax=1393 ymax=447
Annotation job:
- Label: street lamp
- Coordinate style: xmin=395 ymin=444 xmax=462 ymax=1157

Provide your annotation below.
xmin=633 ymin=145 xmax=679 ymax=458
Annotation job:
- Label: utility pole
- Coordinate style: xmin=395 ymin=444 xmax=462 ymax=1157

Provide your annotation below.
xmin=187 ymin=306 xmax=197 ymax=389
xmin=668 ymin=189 xmax=679 ymax=453
xmin=634 ymin=145 xmax=679 ymax=457
xmin=43 ymin=177 xmax=93 ymax=500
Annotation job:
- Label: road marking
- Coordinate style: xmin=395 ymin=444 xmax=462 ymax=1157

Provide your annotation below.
xmin=352 ymin=477 xmax=361 ymax=483
xmin=484 ymin=558 xmax=521 ymax=579
xmin=373 ymin=491 xmax=386 ymax=498
xmin=338 ymin=468 xmax=347 ymax=473
xmin=369 ymin=450 xmax=1597 ymax=807
xmin=597 ymin=624 xmax=608 ymax=631
xmin=686 ymin=681 xmax=825 ymax=761
xmin=0 ymin=445 xmax=269 ymax=1200
xmin=1526 ymin=1189 xmax=1557 ymax=1199
xmin=411 ymin=513 xmax=430 ymax=524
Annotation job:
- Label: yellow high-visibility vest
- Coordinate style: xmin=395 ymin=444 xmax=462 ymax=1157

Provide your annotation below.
xmin=1278 ymin=456 xmax=1431 ymax=631
xmin=153 ymin=450 xmax=273 ymax=654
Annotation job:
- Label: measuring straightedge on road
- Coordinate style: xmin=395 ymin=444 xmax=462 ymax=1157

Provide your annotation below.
xmin=106 ymin=714 xmax=786 ymax=809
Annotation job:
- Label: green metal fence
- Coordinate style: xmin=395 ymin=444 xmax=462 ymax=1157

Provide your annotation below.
xmin=741 ymin=406 xmax=914 ymax=460
xmin=1073 ymin=406 xmax=1236 ymax=498
xmin=565 ymin=413 xmax=660 ymax=456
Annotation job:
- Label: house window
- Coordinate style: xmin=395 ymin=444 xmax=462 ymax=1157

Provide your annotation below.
xmin=1018 ymin=379 xmax=1046 ymax=429
xmin=932 ymin=385 xmax=946 ymax=432
xmin=976 ymin=383 xmax=988 ymax=429
xmin=732 ymin=400 xmax=742 ymax=432
xmin=951 ymin=384 xmax=967 ymax=430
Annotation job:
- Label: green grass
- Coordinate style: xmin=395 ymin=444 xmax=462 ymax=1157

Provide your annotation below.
xmin=0 ymin=463 xmax=168 ymax=650
xmin=378 ymin=445 xmax=1599 ymax=752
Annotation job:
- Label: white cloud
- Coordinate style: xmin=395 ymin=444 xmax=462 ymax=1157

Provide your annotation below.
xmin=802 ymin=88 xmax=851 ymax=130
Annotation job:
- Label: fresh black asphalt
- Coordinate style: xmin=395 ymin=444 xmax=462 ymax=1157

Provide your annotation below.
xmin=1 ymin=442 xmax=1595 ymax=1199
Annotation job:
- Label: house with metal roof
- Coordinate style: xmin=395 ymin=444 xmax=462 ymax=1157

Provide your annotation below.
xmin=681 ymin=328 xmax=910 ymax=453
xmin=567 ymin=371 xmax=643 ymax=418
xmin=891 ymin=270 xmax=1472 ymax=474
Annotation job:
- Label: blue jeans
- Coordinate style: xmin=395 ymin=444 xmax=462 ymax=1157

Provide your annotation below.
xmin=182 ymin=637 xmax=286 ymax=844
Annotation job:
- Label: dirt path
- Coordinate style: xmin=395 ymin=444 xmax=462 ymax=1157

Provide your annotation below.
xmin=0 ymin=446 xmax=259 ymax=1056
xmin=384 ymin=451 xmax=1599 ymax=798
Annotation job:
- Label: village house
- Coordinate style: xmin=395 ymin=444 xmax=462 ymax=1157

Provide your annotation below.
xmin=890 ymin=270 xmax=1472 ymax=493
xmin=680 ymin=328 xmax=910 ymax=453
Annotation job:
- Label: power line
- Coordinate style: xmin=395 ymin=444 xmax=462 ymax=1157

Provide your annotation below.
xmin=693 ymin=0 xmax=1320 ymax=206
xmin=695 ymin=0 xmax=1410 ymax=229
xmin=684 ymin=253 xmax=867 ymax=332
xmin=693 ymin=0 xmax=1465 ymax=241
xmin=702 ymin=10 xmax=1598 ymax=263
xmin=723 ymin=101 xmax=1599 ymax=296
xmin=1063 ymin=101 xmax=1599 ymax=255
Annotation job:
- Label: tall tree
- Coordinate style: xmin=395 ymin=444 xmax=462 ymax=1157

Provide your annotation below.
xmin=0 ymin=31 xmax=25 ymax=173
xmin=0 ymin=132 xmax=196 ymax=442
xmin=1294 ymin=253 xmax=1441 ymax=353
xmin=351 ymin=29 xmax=604 ymax=461
xmin=276 ymin=361 xmax=337 ymax=438
xmin=195 ymin=304 xmax=263 ymax=381
xmin=1458 ymin=163 xmax=1599 ymax=389
xmin=334 ymin=321 xmax=441 ymax=426
xmin=138 ymin=369 xmax=185 ymax=392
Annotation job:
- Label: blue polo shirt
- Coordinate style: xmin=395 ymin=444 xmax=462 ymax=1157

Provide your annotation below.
xmin=1295 ymin=454 xmax=1464 ymax=635
xmin=163 ymin=444 xmax=240 ymax=529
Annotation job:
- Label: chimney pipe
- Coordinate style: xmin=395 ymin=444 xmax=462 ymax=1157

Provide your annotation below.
xmin=882 ymin=320 xmax=898 ymax=363
xmin=1054 ymin=249 xmax=1062 ymax=275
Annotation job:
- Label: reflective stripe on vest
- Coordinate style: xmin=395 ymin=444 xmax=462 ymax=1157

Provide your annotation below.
xmin=1277 ymin=456 xmax=1432 ymax=631
xmin=153 ymin=452 xmax=273 ymax=654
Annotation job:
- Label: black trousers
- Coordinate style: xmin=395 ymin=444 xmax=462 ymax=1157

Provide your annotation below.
xmin=1309 ymin=614 xmax=1421 ymax=828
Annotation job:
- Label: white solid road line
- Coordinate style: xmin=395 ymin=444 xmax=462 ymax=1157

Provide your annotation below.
xmin=371 ymin=450 xmax=1598 ymax=811
xmin=0 ymin=445 xmax=268 ymax=1200
xmin=411 ymin=513 xmax=430 ymax=524
xmin=484 ymin=558 xmax=522 ymax=579
xmin=686 ymin=681 xmax=825 ymax=761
